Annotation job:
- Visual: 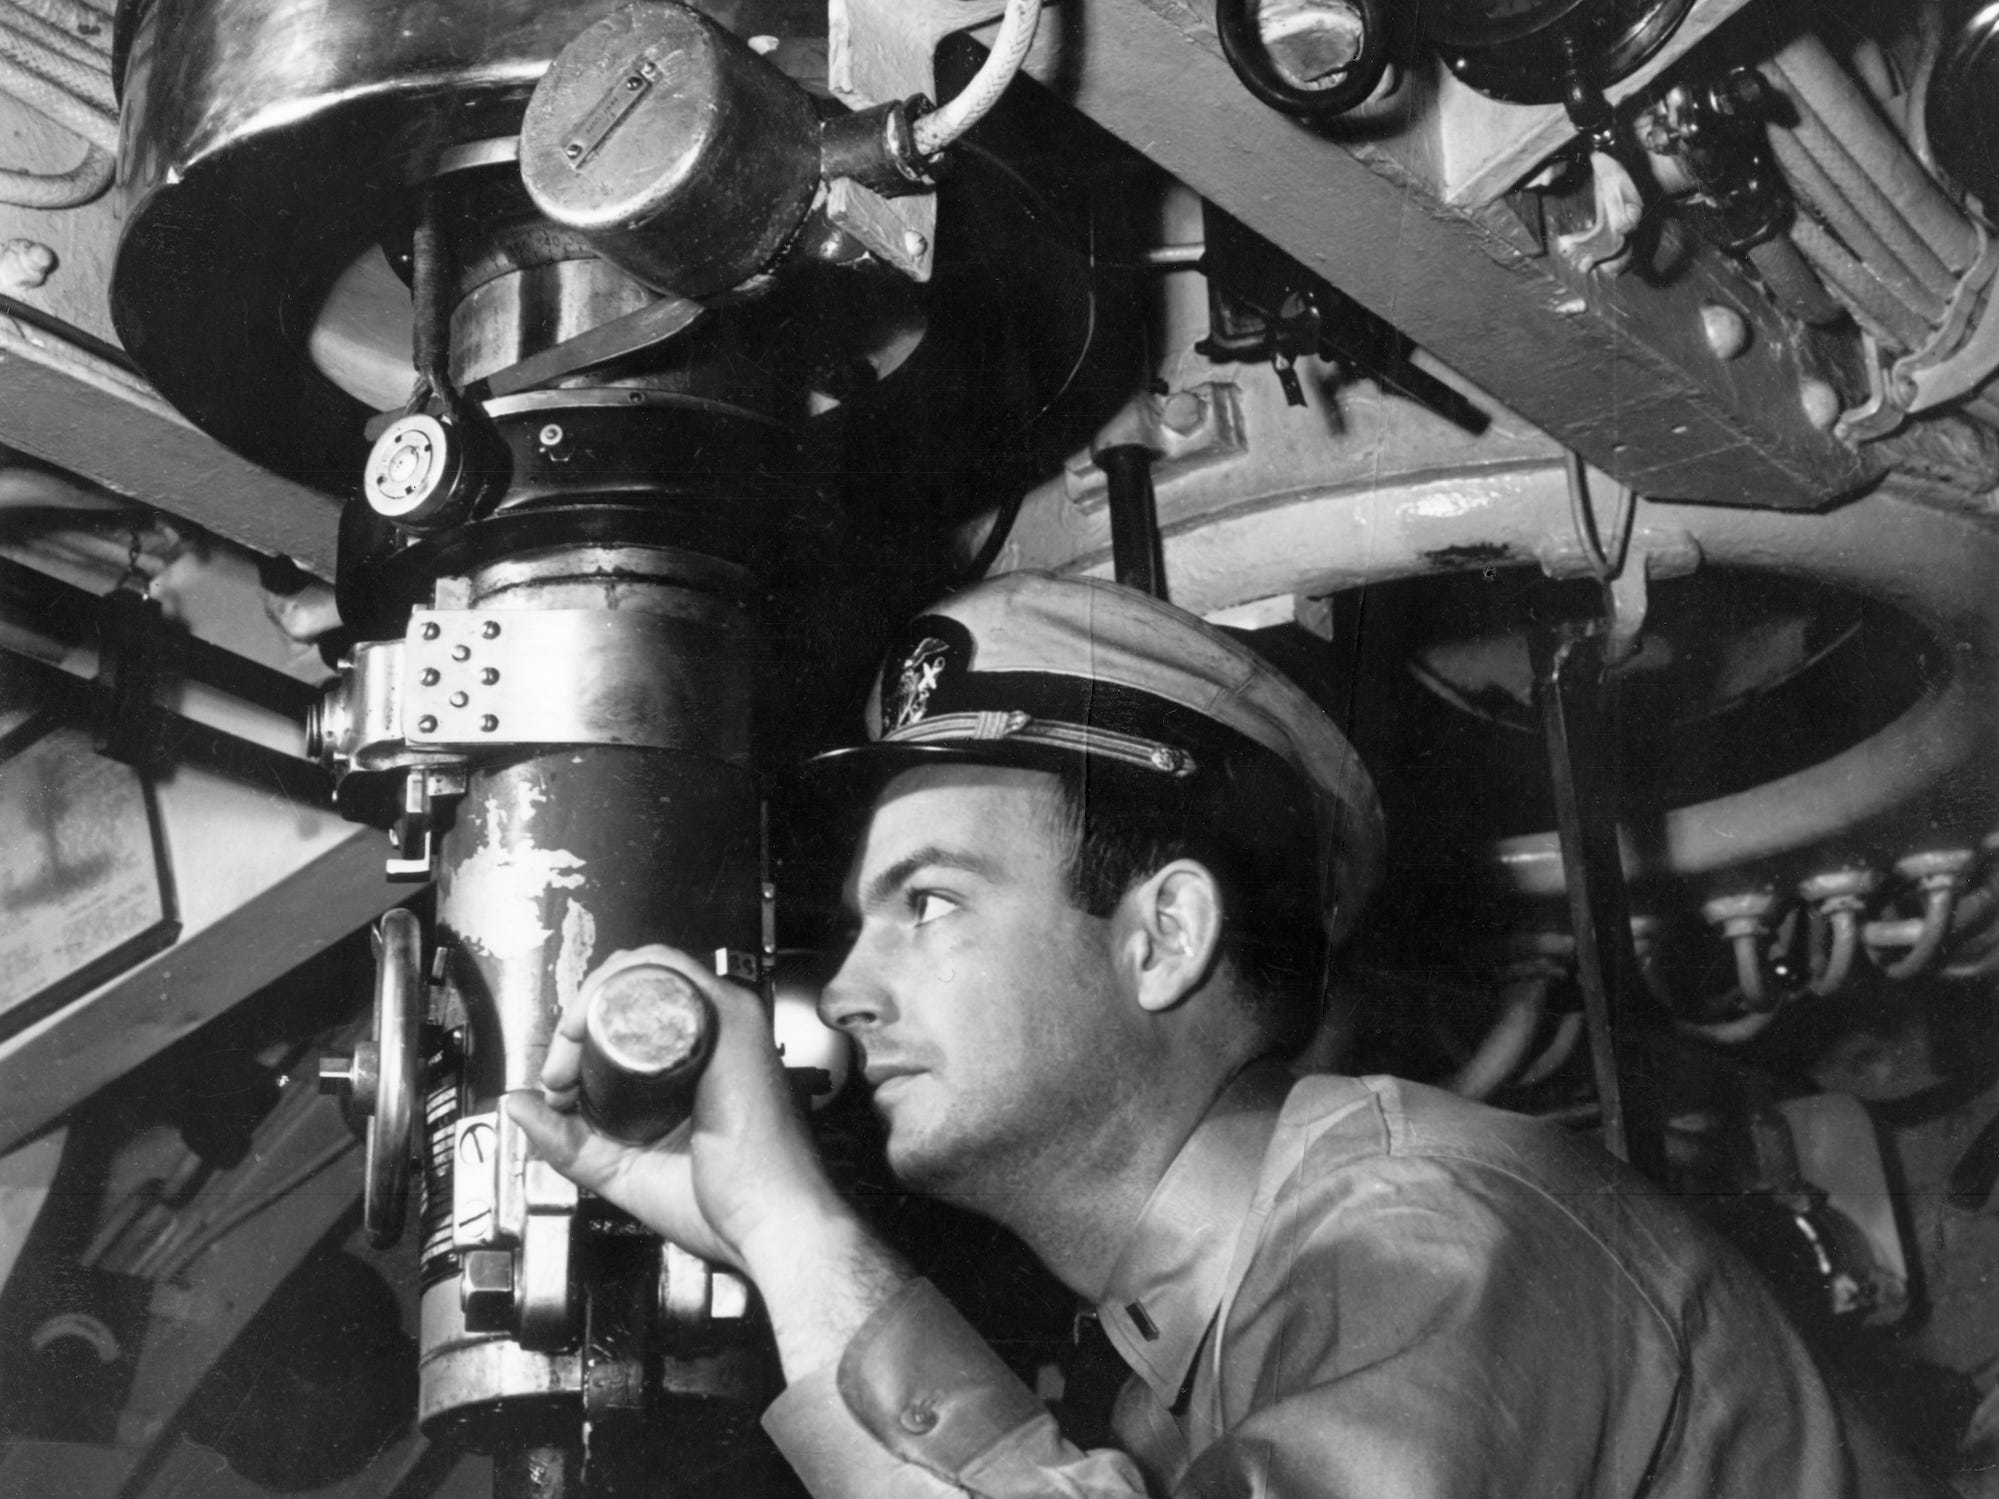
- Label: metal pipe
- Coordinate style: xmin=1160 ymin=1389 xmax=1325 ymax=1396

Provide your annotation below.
xmin=1764 ymin=78 xmax=1958 ymax=303
xmin=1765 ymin=125 xmax=1945 ymax=325
xmin=1871 ymin=880 xmax=1958 ymax=978
xmin=1516 ymin=1012 xmax=1584 ymax=1088
xmin=1772 ymin=35 xmax=1978 ymax=273
xmin=1806 ymin=905 xmax=1861 ymax=997
xmin=1746 ymin=235 xmax=1844 ymax=326
xmin=1447 ymin=975 xmax=1548 ymax=1101
xmin=1099 ymin=444 xmax=1168 ymax=600
xmin=1531 ymin=625 xmax=1667 ymax=1178
xmin=1788 ymin=214 xmax=1929 ymax=349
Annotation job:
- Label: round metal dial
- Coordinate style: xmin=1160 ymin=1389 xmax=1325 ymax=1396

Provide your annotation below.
xmin=1427 ymin=0 xmax=1696 ymax=105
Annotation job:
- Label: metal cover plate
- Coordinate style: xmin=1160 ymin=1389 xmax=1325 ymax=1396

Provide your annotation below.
xmin=402 ymin=608 xmax=751 ymax=758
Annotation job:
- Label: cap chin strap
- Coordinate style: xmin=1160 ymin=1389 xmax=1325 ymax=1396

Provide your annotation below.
xmin=880 ymin=710 xmax=1200 ymax=777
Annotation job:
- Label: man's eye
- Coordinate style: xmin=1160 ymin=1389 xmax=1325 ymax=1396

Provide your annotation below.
xmin=910 ymin=891 xmax=956 ymax=926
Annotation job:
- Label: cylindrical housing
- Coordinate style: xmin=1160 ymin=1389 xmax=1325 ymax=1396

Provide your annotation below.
xmin=578 ymin=954 xmax=716 ymax=1143
xmin=519 ymin=0 xmax=821 ymax=297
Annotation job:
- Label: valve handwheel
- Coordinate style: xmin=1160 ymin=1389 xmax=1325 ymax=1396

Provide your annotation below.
xmin=319 ymin=908 xmax=422 ymax=1247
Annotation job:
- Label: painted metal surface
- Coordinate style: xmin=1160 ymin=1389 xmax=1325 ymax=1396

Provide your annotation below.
xmin=1004 ymin=357 xmax=1999 ymax=901
xmin=1014 ymin=0 xmax=1879 ymax=507
xmin=0 ymin=767 xmax=403 ymax=1154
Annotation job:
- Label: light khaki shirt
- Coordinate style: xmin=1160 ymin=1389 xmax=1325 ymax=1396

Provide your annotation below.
xmin=767 ymin=1067 xmax=1931 ymax=1497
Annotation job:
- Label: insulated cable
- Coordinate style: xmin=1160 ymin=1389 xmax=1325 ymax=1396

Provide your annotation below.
xmin=912 ymin=0 xmax=1042 ymax=156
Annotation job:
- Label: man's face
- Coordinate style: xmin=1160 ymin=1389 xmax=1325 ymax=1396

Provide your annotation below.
xmin=819 ymin=763 xmax=1141 ymax=1199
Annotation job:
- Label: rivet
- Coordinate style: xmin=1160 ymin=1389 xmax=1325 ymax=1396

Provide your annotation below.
xmin=903 ymin=230 xmax=929 ymax=259
xmin=627 ymin=391 xmax=644 ymax=405
xmin=563 ymin=142 xmax=583 ymax=160
xmin=452 ymin=644 xmax=471 ymax=661
xmin=482 ymin=620 xmax=502 ymax=639
xmin=421 ymin=621 xmax=441 ymax=640
xmin=899 ymin=1404 xmax=938 ymax=1434
xmin=1149 ymin=747 xmax=1178 ymax=772
xmin=1799 ymin=377 xmax=1842 ymax=432
xmin=538 ymin=424 xmax=564 ymax=447
xmin=480 ymin=715 xmax=499 ymax=733
xmin=449 ymin=691 xmax=469 ymax=708
xmin=1700 ymin=302 xmax=1750 ymax=361
xmin=419 ymin=667 xmax=440 ymax=686
xmin=417 ymin=715 xmax=438 ymax=734
xmin=482 ymin=668 xmax=500 ymax=685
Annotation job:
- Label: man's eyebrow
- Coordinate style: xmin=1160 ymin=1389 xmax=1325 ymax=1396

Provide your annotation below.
xmin=857 ymin=846 xmax=998 ymax=912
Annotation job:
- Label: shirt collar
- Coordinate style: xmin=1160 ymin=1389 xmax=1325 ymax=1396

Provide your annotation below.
xmin=1094 ymin=1061 xmax=1294 ymax=1406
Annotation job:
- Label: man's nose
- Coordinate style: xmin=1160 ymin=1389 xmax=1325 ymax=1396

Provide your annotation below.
xmin=818 ymin=942 xmax=885 ymax=1033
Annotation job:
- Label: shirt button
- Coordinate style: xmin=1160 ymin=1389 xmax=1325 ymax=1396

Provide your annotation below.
xmin=900 ymin=1403 xmax=939 ymax=1434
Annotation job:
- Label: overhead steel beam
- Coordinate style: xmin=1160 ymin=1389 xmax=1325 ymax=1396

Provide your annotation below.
xmin=1017 ymin=0 xmax=1880 ymax=509
xmin=0 ymin=318 xmax=343 ymax=576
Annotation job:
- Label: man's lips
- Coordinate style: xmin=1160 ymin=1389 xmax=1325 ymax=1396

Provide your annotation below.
xmin=863 ymin=1061 xmax=923 ymax=1088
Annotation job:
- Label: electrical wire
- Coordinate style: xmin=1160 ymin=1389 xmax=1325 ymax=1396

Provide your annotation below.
xmin=0 ymin=0 xmax=114 ymax=206
xmin=1563 ymin=448 xmax=1636 ymax=581
xmin=912 ymin=0 xmax=1042 ymax=156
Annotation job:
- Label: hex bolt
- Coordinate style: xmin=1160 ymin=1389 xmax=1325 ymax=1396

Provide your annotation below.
xmin=538 ymin=424 xmax=564 ymax=447
xmin=417 ymin=715 xmax=439 ymax=734
xmin=451 ymin=644 xmax=471 ymax=661
xmin=419 ymin=667 xmax=440 ymax=686
xmin=449 ymin=691 xmax=469 ymax=708
xmin=480 ymin=715 xmax=499 ymax=732
xmin=1701 ymin=303 xmax=1750 ymax=361
xmin=482 ymin=620 xmax=502 ymax=639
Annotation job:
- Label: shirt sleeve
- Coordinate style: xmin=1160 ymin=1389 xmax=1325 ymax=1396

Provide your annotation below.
xmin=762 ymin=1278 xmax=1155 ymax=1498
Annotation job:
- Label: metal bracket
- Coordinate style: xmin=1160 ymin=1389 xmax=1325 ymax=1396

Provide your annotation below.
xmin=402 ymin=608 xmax=745 ymax=755
xmin=827 ymin=0 xmax=1008 ymax=280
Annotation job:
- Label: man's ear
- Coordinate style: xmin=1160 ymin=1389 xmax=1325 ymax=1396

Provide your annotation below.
xmin=1115 ymin=860 xmax=1225 ymax=1014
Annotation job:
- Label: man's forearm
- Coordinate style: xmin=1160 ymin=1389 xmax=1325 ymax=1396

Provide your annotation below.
xmin=742 ymin=1205 xmax=914 ymax=1382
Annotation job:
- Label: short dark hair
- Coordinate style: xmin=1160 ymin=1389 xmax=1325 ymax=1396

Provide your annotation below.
xmin=1043 ymin=755 xmax=1328 ymax=1055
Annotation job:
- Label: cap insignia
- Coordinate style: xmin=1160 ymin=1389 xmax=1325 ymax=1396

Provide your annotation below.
xmin=885 ymin=635 xmax=952 ymax=731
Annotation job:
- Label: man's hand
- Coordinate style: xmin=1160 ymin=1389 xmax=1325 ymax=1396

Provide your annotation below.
xmin=505 ymin=946 xmax=908 ymax=1378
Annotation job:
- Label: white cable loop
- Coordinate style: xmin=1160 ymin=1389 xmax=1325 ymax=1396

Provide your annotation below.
xmin=0 ymin=51 xmax=114 ymax=153
xmin=6 ymin=0 xmax=110 ymax=52
xmin=912 ymin=0 xmax=1043 ymax=157
xmin=0 ymin=140 xmax=108 ymax=206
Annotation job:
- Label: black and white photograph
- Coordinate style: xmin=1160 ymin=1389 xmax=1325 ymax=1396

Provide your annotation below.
xmin=0 ymin=0 xmax=1996 ymax=1493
